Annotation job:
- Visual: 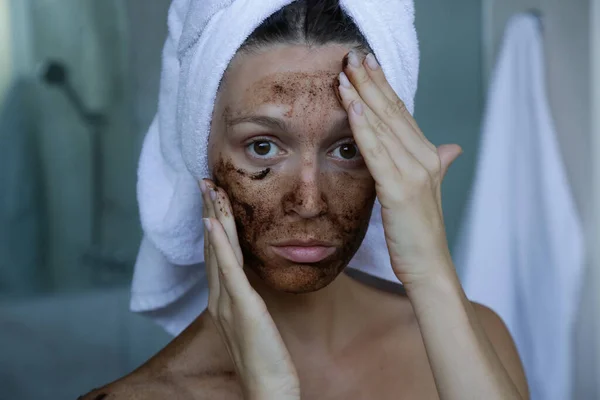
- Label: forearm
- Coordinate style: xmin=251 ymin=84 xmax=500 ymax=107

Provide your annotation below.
xmin=404 ymin=263 xmax=523 ymax=400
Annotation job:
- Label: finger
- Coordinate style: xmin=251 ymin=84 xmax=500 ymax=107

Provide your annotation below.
xmin=204 ymin=179 xmax=240 ymax=264
xmin=338 ymin=72 xmax=414 ymax=185
xmin=344 ymin=51 xmax=408 ymax=125
xmin=343 ymin=51 xmax=438 ymax=163
xmin=352 ymin=51 xmax=434 ymax=147
xmin=204 ymin=217 xmax=252 ymax=301
xmin=209 ymin=239 xmax=223 ymax=306
xmin=213 ymin=187 xmax=244 ymax=266
xmin=204 ymin=179 xmax=218 ymax=220
xmin=363 ymin=54 xmax=435 ymax=150
xmin=214 ymin=244 xmax=233 ymax=314
xmin=201 ymin=181 xmax=220 ymax=309
xmin=361 ymin=53 xmax=401 ymax=104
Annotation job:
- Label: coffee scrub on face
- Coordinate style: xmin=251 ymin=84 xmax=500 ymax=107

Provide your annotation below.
xmin=212 ymin=155 xmax=376 ymax=293
xmin=208 ymin=44 xmax=376 ymax=293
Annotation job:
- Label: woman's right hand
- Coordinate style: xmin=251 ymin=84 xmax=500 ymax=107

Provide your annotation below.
xmin=200 ymin=179 xmax=301 ymax=400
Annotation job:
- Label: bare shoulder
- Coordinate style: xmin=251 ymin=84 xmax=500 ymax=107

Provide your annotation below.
xmin=77 ymin=313 xmax=242 ymax=400
xmin=76 ymin=373 xmax=242 ymax=400
xmin=76 ymin=378 xmax=186 ymax=400
xmin=472 ymin=302 xmax=530 ymax=399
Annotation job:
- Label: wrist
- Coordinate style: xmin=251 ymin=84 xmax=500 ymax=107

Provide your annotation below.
xmin=401 ymin=259 xmax=462 ymax=298
xmin=402 ymin=261 xmax=473 ymax=331
xmin=247 ymin=389 xmax=300 ymax=400
xmin=246 ymin=380 xmax=300 ymax=400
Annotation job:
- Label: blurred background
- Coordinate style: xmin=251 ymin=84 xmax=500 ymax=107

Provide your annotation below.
xmin=0 ymin=0 xmax=598 ymax=399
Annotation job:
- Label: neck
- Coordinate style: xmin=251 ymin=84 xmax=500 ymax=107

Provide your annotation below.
xmin=245 ymin=268 xmax=372 ymax=354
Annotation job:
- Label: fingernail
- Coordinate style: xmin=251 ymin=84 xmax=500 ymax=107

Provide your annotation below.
xmin=352 ymin=101 xmax=364 ymax=115
xmin=200 ymin=180 xmax=207 ymax=194
xmin=210 ymin=189 xmax=217 ymax=202
xmin=348 ymin=51 xmax=360 ymax=68
xmin=365 ymin=53 xmax=379 ymax=70
xmin=339 ymin=72 xmax=351 ymax=88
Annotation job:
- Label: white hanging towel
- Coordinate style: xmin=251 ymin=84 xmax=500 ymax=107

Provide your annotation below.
xmin=455 ymin=13 xmax=585 ymax=400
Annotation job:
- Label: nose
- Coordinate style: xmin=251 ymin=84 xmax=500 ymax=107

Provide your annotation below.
xmin=282 ymin=167 xmax=328 ymax=219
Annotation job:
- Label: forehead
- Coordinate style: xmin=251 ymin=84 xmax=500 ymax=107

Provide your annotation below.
xmin=219 ymin=44 xmax=351 ymax=111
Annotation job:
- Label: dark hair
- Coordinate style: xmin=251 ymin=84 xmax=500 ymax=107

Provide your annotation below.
xmin=240 ymin=0 xmax=371 ymax=53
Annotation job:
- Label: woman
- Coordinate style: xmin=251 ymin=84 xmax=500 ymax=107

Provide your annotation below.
xmin=82 ymin=1 xmax=528 ymax=398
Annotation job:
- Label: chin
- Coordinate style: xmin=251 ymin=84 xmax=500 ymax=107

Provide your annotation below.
xmin=250 ymin=263 xmax=345 ymax=294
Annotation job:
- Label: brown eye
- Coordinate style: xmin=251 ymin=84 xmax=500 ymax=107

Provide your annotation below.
xmin=254 ymin=141 xmax=271 ymax=155
xmin=333 ymin=142 xmax=360 ymax=160
xmin=247 ymin=140 xmax=279 ymax=158
xmin=339 ymin=144 xmax=357 ymax=159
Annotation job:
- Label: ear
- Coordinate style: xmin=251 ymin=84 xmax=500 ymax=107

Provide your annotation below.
xmin=437 ymin=144 xmax=463 ymax=180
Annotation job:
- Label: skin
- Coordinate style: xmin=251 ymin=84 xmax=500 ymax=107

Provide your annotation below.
xmin=79 ymin=44 xmax=528 ymax=400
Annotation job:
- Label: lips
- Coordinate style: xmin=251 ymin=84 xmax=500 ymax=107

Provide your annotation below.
xmin=270 ymin=239 xmax=336 ymax=263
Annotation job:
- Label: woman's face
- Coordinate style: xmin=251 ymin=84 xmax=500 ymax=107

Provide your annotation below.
xmin=209 ymin=44 xmax=376 ymax=293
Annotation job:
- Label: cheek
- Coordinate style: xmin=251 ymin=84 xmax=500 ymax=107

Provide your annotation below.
xmin=211 ymin=157 xmax=280 ymax=243
xmin=326 ymin=172 xmax=377 ymax=233
xmin=326 ymin=173 xmax=376 ymax=267
xmin=207 ymin=134 xmax=220 ymax=175
xmin=208 ymin=102 xmax=231 ymax=173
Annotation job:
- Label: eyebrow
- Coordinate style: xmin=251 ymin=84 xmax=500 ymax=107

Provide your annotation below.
xmin=226 ymin=115 xmax=351 ymax=136
xmin=227 ymin=115 xmax=289 ymax=132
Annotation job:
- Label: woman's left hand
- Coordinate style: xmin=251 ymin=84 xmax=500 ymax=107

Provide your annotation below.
xmin=337 ymin=51 xmax=463 ymax=287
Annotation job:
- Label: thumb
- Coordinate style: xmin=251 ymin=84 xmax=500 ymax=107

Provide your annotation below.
xmin=437 ymin=144 xmax=463 ymax=180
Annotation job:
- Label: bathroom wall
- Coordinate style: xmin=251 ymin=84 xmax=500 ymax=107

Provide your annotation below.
xmin=414 ymin=0 xmax=484 ymax=258
xmin=0 ymin=0 xmax=11 ymax=106
xmin=126 ymin=0 xmax=171 ymax=146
